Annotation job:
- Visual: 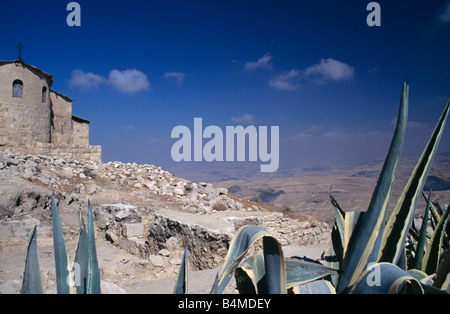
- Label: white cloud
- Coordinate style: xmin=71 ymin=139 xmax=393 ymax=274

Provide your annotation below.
xmin=244 ymin=53 xmax=273 ymax=70
xmin=164 ymin=72 xmax=186 ymax=85
xmin=438 ymin=1 xmax=450 ymax=23
xmin=68 ymin=69 xmax=106 ymax=91
xmin=304 ymin=58 xmax=354 ymax=82
xmin=231 ymin=113 xmax=256 ymax=124
xmin=108 ymin=69 xmax=150 ymax=93
xmin=269 ymin=69 xmax=302 ymax=90
xmin=269 ymin=58 xmax=354 ymax=90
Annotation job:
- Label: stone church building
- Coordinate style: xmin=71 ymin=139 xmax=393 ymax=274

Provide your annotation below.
xmin=0 ymin=57 xmax=101 ymax=161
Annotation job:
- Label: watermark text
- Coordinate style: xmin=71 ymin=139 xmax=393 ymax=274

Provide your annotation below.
xmin=171 ymin=118 xmax=279 ymax=172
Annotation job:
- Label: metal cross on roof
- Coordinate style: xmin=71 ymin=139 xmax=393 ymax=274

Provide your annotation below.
xmin=16 ymin=42 xmax=25 ymax=61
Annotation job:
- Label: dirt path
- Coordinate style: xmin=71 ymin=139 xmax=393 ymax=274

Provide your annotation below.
xmin=122 ymin=243 xmax=329 ymax=294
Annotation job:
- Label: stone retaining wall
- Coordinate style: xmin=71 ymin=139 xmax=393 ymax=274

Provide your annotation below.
xmin=0 ymin=143 xmax=101 ymax=162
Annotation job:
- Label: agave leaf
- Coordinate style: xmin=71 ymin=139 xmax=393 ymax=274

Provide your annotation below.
xmin=440 ymin=201 xmax=450 ymax=250
xmin=350 ymin=262 xmax=424 ymax=294
xmin=321 ymin=243 xmax=340 ymax=287
xmin=235 ymin=255 xmax=266 ymax=294
xmin=210 ymin=225 xmax=286 ymax=294
xmin=414 ymin=192 xmax=431 ymax=270
xmin=434 ymin=200 xmax=445 ymax=216
xmin=397 ymin=245 xmax=408 ymax=270
xmin=337 ymin=82 xmax=409 ymax=293
xmin=173 ymin=246 xmax=189 ymax=294
xmin=407 ymin=269 xmax=430 ymax=283
xmin=426 ymin=194 xmax=442 ymax=219
xmin=86 ymin=201 xmax=101 ymax=294
xmin=422 ymin=193 xmax=449 ymax=248
xmin=422 ymin=200 xmax=450 ymax=275
xmin=409 ymin=220 xmax=420 ymax=241
xmin=330 ymin=194 xmax=346 ymax=222
xmin=343 ymin=211 xmax=365 ymax=260
xmin=51 ymin=195 xmax=77 ymax=294
xmin=73 ymin=210 xmax=88 ymax=293
xmin=20 ymin=226 xmax=45 ymax=294
xmin=285 ymin=257 xmax=337 ymax=289
xmin=322 ymin=238 xmax=339 ymax=268
xmin=427 ymin=197 xmax=442 ymax=229
xmin=291 ymin=280 xmax=336 ymax=294
xmin=433 ymin=249 xmax=450 ymax=291
xmin=329 ymin=195 xmax=345 ymax=267
xmin=380 ymin=99 xmax=450 ymax=265
xmin=263 ymin=236 xmax=286 ymax=294
xmin=236 ymin=255 xmax=338 ymax=293
xmin=322 ymin=195 xmax=346 ymax=274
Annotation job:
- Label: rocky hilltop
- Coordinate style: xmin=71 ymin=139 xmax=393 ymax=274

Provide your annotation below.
xmin=0 ymin=151 xmax=330 ymax=293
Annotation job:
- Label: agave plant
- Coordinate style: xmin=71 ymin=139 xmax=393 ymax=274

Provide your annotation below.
xmin=404 ymin=191 xmax=450 ymax=273
xmin=317 ymin=81 xmax=450 ymax=293
xmin=20 ymin=195 xmax=101 ymax=294
xmin=172 ymin=81 xmax=450 ymax=294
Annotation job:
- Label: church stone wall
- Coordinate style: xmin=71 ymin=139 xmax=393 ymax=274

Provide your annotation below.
xmin=0 ymin=101 xmax=49 ymax=147
xmin=0 ymin=62 xmax=51 ymax=145
xmin=73 ymin=120 xmax=90 ymax=146
xmin=0 ymin=61 xmax=102 ymax=162
xmin=0 ymin=142 xmax=102 ymax=162
xmin=50 ymin=91 xmax=74 ymax=144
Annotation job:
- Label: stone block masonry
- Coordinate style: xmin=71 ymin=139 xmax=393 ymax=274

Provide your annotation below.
xmin=0 ymin=142 xmax=102 ymax=162
xmin=0 ymin=60 xmax=101 ymax=162
xmin=0 ymin=101 xmax=50 ymax=146
xmin=123 ymin=223 xmax=145 ymax=238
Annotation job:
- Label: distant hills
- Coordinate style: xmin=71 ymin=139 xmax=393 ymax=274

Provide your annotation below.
xmin=172 ymin=153 xmax=450 ymax=226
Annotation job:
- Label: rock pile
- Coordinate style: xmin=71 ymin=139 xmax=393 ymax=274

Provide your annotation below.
xmin=0 ymin=151 xmax=259 ymax=216
xmin=0 ymin=150 xmax=331 ymax=292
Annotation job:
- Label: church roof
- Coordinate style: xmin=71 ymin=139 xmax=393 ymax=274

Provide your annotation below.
xmin=0 ymin=59 xmax=54 ymax=86
xmin=72 ymin=115 xmax=91 ymax=124
xmin=51 ymin=89 xmax=74 ymax=102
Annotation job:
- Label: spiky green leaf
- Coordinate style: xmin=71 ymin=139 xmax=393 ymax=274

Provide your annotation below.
xmin=350 ymin=263 xmax=424 ymax=294
xmin=337 ymin=82 xmax=409 ymax=293
xmin=380 ymin=99 xmax=450 ymax=265
xmin=285 ymin=258 xmax=338 ymax=289
xmin=328 ymin=195 xmax=345 ymax=268
xmin=74 ymin=210 xmax=88 ymax=293
xmin=86 ymin=201 xmax=101 ymax=294
xmin=422 ymin=199 xmax=450 ymax=275
xmin=173 ymin=246 xmax=189 ymax=294
xmin=291 ymin=280 xmax=336 ymax=294
xmin=235 ymin=255 xmax=266 ymax=294
xmin=414 ymin=193 xmax=431 ymax=270
xmin=51 ymin=195 xmax=76 ymax=294
xmin=433 ymin=249 xmax=450 ymax=291
xmin=210 ymin=226 xmax=286 ymax=294
xmin=20 ymin=226 xmax=44 ymax=294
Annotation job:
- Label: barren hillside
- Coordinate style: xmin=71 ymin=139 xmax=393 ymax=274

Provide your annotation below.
xmin=0 ymin=151 xmax=329 ymax=293
xmin=213 ymin=155 xmax=450 ymax=226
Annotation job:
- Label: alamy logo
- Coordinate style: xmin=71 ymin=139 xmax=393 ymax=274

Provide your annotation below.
xmin=366 ymin=2 xmax=381 ymax=27
xmin=67 ymin=262 xmax=81 ymax=287
xmin=366 ymin=262 xmax=381 ymax=287
xmin=171 ymin=118 xmax=279 ymax=172
xmin=66 ymin=2 xmax=81 ymax=27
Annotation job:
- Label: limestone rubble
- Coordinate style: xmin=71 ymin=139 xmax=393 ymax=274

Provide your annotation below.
xmin=0 ymin=150 xmax=330 ymax=293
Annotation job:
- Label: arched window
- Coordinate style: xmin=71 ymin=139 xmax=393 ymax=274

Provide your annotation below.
xmin=42 ymin=86 xmax=47 ymax=103
xmin=12 ymin=80 xmax=23 ymax=98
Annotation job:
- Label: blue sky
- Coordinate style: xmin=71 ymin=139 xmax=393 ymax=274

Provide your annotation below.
xmin=1 ymin=0 xmax=450 ymax=181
